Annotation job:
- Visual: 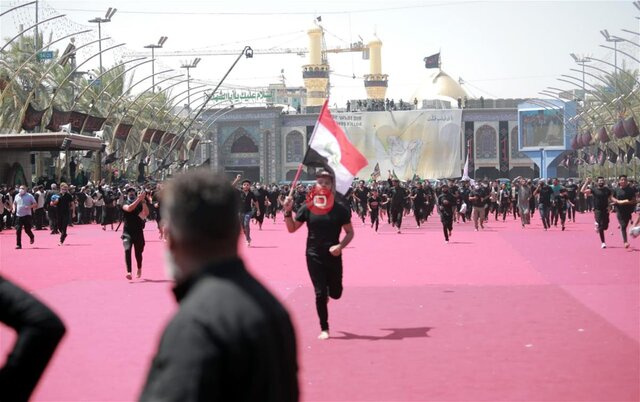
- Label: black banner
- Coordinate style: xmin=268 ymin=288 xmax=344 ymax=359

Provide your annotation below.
xmin=498 ymin=121 xmax=509 ymax=175
xmin=114 ymin=123 xmax=133 ymax=140
xmin=45 ymin=108 xmax=71 ymax=131
xmin=69 ymin=111 xmax=88 ymax=133
xmin=22 ymin=103 xmax=46 ymax=131
xmin=83 ymin=114 xmax=106 ymax=133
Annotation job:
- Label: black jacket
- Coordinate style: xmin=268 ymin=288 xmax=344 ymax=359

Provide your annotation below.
xmin=0 ymin=276 xmax=66 ymax=402
xmin=139 ymin=258 xmax=298 ymax=402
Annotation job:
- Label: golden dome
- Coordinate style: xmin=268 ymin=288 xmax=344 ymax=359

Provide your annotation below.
xmin=411 ymin=70 xmax=467 ymax=101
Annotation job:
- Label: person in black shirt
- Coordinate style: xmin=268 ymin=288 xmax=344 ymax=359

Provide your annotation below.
xmin=611 ymin=175 xmax=637 ymax=248
xmin=469 ymin=184 xmax=487 ymax=231
xmin=534 ymin=180 xmax=553 ymax=231
xmin=239 ymin=180 xmax=260 ymax=247
xmin=0 ymin=276 xmax=66 ymax=402
xmin=140 ymin=171 xmax=298 ymax=401
xmin=554 ymin=188 xmax=573 ymax=231
xmin=565 ymin=179 xmax=579 ymax=222
xmin=253 ymin=183 xmax=269 ymax=230
xmin=437 ymin=184 xmax=456 ymax=243
xmin=410 ymin=181 xmax=427 ymax=228
xmin=45 ymin=183 xmax=59 ymax=234
xmin=581 ymin=177 xmax=613 ymax=248
xmin=52 ymin=183 xmax=74 ymax=245
xmin=353 ymin=180 xmax=369 ymax=224
xmin=122 ymin=187 xmax=149 ymax=279
xmin=387 ymin=176 xmax=408 ymax=233
xmin=283 ymin=170 xmax=354 ymax=340
xmin=367 ymin=188 xmax=382 ymax=232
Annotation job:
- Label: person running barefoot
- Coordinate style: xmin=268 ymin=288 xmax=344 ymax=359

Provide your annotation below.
xmin=283 ymin=170 xmax=354 ymax=340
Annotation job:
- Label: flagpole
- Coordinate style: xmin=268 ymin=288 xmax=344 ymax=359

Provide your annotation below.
xmin=288 ymin=99 xmax=330 ymax=196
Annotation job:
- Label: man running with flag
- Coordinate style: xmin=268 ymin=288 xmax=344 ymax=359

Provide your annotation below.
xmin=283 ymin=100 xmax=367 ymax=340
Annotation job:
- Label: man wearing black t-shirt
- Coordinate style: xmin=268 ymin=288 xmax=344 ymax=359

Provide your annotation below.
xmin=387 ymin=176 xmax=407 ymax=233
xmin=353 ymin=180 xmax=369 ymax=224
xmin=239 ymin=179 xmax=260 ymax=246
xmin=469 ymin=184 xmax=487 ymax=231
xmin=437 ymin=184 xmax=456 ymax=243
xmin=410 ymin=182 xmax=427 ymax=228
xmin=253 ymin=183 xmax=269 ymax=230
xmin=534 ymin=180 xmax=553 ymax=231
xmin=52 ymin=183 xmax=74 ymax=245
xmin=367 ymin=188 xmax=382 ymax=232
xmin=581 ymin=177 xmax=613 ymax=248
xmin=283 ymin=171 xmax=354 ymax=340
xmin=611 ymin=175 xmax=637 ymax=248
xmin=565 ymin=179 xmax=579 ymax=222
xmin=121 ymin=188 xmax=149 ymax=279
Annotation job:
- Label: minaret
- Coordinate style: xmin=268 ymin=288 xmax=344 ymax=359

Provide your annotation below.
xmin=364 ymin=36 xmax=388 ymax=100
xmin=302 ymin=24 xmax=330 ymax=113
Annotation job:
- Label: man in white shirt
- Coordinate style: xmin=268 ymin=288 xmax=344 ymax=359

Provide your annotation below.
xmin=13 ymin=185 xmax=37 ymax=249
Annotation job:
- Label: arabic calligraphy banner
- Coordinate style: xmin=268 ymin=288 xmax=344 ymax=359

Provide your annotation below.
xmin=334 ymin=109 xmax=462 ymax=180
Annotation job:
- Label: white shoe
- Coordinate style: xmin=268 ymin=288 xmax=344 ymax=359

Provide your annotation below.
xmin=630 ymin=226 xmax=640 ymax=238
xmin=318 ymin=331 xmax=330 ymax=340
xmin=601 ymin=243 xmax=606 ymax=249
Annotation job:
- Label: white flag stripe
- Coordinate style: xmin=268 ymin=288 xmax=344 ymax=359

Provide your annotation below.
xmin=310 ymin=122 xmax=355 ymax=195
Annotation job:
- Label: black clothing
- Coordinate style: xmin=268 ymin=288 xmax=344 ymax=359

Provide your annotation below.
xmin=122 ymin=199 xmax=145 ymax=273
xmin=591 ymin=186 xmax=612 ymax=211
xmin=0 ymin=276 xmax=66 ymax=402
xmin=295 ymin=203 xmax=350 ymax=331
xmin=614 ymin=186 xmax=636 ymax=243
xmin=295 ymin=203 xmax=350 ymax=257
xmin=537 ymin=186 xmax=553 ymax=207
xmin=15 ymin=215 xmax=35 ymax=248
xmin=469 ymin=188 xmax=486 ymax=208
xmin=239 ymin=190 xmax=256 ymax=214
xmin=438 ymin=192 xmax=456 ymax=241
xmin=139 ymin=259 xmax=298 ymax=402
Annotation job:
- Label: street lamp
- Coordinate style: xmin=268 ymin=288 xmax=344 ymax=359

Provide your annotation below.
xmin=569 ymin=53 xmax=591 ymax=103
xmin=88 ymin=7 xmax=117 ymax=73
xmin=600 ymin=29 xmax=624 ymax=92
xmin=144 ymin=36 xmax=168 ymax=93
xmin=180 ymin=57 xmax=201 ymax=111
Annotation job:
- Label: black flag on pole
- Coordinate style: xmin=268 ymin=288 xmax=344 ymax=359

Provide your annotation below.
xmin=423 ymin=53 xmax=440 ymax=69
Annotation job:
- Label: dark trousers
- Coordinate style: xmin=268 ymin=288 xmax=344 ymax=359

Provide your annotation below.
xmin=34 ymin=208 xmax=45 ymax=229
xmin=539 ymin=204 xmax=551 ymax=229
xmin=617 ymin=211 xmax=632 ymax=243
xmin=58 ymin=214 xmax=69 ymax=244
xmin=16 ymin=215 xmax=35 ymax=247
xmin=48 ymin=209 xmax=58 ymax=233
xmin=595 ymin=209 xmax=609 ymax=243
xmin=370 ymin=209 xmax=379 ymax=231
xmin=441 ymin=216 xmax=453 ymax=241
xmin=122 ymin=232 xmax=145 ymax=273
xmin=306 ymin=254 xmax=343 ymax=331
xmin=390 ymin=206 xmax=403 ymax=229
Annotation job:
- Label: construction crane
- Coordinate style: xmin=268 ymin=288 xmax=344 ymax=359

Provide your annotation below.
xmin=124 ymin=42 xmax=367 ymax=59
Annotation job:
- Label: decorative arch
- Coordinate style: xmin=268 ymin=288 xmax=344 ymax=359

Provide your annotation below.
xmin=286 ymin=130 xmax=304 ymax=163
xmin=476 ymin=124 xmax=497 ymax=159
xmin=230 ymin=129 xmax=258 ymax=153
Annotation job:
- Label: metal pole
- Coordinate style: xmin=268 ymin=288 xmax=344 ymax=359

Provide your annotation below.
xmin=98 ymin=22 xmax=103 ymax=72
xmin=151 ymin=47 xmax=155 ymax=92
xmin=35 ymin=0 xmax=38 ymax=49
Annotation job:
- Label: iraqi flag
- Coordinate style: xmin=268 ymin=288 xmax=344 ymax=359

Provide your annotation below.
xmin=303 ymin=100 xmax=368 ymax=195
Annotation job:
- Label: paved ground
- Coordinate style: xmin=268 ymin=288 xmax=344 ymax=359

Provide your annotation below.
xmin=1 ymin=210 xmax=638 ymax=401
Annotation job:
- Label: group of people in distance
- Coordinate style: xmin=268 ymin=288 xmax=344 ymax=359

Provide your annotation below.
xmin=1 ymin=168 xmax=638 ymax=401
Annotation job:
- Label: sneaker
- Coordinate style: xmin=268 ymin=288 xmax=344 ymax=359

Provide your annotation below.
xmin=630 ymin=226 xmax=640 ymax=238
xmin=136 ymin=269 xmax=142 ymax=278
xmin=397 ymin=230 xmax=401 ymax=234
xmin=601 ymin=243 xmax=607 ymax=249
xmin=126 ymin=273 xmax=132 ymax=280
xmin=561 ymin=226 xmax=565 ymax=231
xmin=445 ymin=240 xmax=449 ymax=244
xmin=246 ymin=240 xmax=251 ymax=247
xmin=318 ymin=331 xmax=330 ymax=340
xmin=15 ymin=245 xmax=21 ymax=249
xmin=30 ymin=236 xmax=35 ymax=244
xmin=624 ymin=242 xmax=630 ymax=249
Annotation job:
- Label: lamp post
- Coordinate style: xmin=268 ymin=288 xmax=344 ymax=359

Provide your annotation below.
xmin=88 ymin=7 xmax=117 ymax=73
xmin=180 ymin=58 xmax=201 ymax=112
xmin=569 ymin=53 xmax=591 ymax=103
xmin=144 ymin=36 xmax=168 ymax=93
xmin=600 ymin=30 xmax=624 ymax=92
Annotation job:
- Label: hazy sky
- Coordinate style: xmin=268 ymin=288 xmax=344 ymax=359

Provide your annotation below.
xmin=1 ymin=0 xmax=638 ymax=107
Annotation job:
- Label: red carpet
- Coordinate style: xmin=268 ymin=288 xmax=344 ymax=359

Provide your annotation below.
xmin=1 ymin=211 xmax=638 ymax=401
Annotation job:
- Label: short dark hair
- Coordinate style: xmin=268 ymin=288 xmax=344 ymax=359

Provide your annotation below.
xmin=162 ymin=170 xmax=240 ymax=252
xmin=618 ymin=175 xmax=627 ymax=180
xmin=596 ymin=176 xmax=605 ymax=181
